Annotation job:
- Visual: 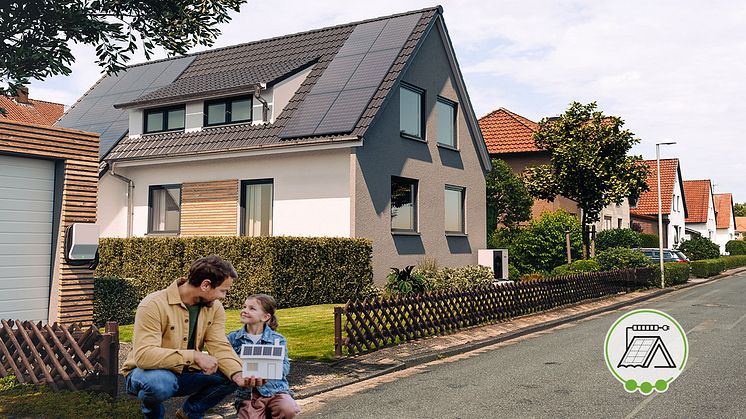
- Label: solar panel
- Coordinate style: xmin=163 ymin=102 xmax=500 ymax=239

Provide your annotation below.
xmin=239 ymin=344 xmax=284 ymax=358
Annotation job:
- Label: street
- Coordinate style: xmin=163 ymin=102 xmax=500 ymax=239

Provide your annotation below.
xmin=302 ymin=272 xmax=746 ymax=418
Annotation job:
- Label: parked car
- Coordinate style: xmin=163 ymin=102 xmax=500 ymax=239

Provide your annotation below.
xmin=637 ymin=248 xmax=690 ymax=263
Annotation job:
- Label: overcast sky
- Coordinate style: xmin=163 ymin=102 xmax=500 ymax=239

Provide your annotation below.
xmin=31 ymin=0 xmax=745 ymax=202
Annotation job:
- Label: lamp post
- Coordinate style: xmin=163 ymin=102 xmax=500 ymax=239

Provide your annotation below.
xmin=656 ymin=141 xmax=676 ymax=288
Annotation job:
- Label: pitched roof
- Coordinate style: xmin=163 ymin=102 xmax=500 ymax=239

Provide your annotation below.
xmin=682 ymin=180 xmax=712 ymax=223
xmin=714 ymin=193 xmax=734 ymax=229
xmin=630 ymin=159 xmax=683 ymax=216
xmin=736 ymin=216 xmax=746 ymax=232
xmin=478 ymin=108 xmax=541 ymax=154
xmin=0 ymin=96 xmax=64 ymax=126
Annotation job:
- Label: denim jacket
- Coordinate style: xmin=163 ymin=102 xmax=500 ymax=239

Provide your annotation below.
xmin=227 ymin=324 xmax=291 ymax=398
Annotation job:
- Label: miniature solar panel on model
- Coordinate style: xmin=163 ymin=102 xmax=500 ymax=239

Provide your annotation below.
xmin=239 ymin=343 xmax=285 ymax=380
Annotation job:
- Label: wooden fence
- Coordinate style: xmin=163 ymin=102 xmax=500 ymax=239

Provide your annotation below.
xmin=334 ymin=268 xmax=655 ymax=356
xmin=0 ymin=320 xmax=119 ymax=396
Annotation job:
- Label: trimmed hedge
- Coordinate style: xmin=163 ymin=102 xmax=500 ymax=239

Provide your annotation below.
xmin=690 ymin=258 xmax=726 ymax=278
xmin=722 ymin=255 xmax=746 ymax=269
xmin=96 ymin=236 xmax=374 ymax=311
xmin=639 ymin=233 xmax=660 ymax=248
xmin=550 ymin=259 xmax=601 ymax=276
xmin=93 ymin=277 xmax=142 ymax=327
xmin=725 ymin=240 xmax=746 ymax=255
xmin=595 ymin=229 xmax=642 ymax=252
xmin=595 ymin=247 xmax=652 ymax=271
xmin=657 ymin=262 xmax=689 ymax=287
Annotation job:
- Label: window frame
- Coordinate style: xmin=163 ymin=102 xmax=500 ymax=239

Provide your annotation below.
xmin=204 ymin=95 xmax=253 ymax=127
xmin=444 ymin=185 xmax=466 ymax=235
xmin=436 ymin=96 xmax=458 ymax=149
xmin=147 ymin=184 xmax=182 ymax=235
xmin=390 ymin=176 xmax=419 ymax=234
xmin=240 ymin=179 xmax=274 ymax=237
xmin=143 ymin=105 xmax=186 ymax=134
xmin=399 ymin=83 xmax=425 ymax=141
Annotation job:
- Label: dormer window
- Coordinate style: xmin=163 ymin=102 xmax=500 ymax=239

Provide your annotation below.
xmin=144 ymin=106 xmax=185 ymax=134
xmin=205 ymin=96 xmax=252 ymax=126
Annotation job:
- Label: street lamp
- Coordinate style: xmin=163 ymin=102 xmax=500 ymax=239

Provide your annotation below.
xmin=656 ymin=141 xmax=676 ymax=288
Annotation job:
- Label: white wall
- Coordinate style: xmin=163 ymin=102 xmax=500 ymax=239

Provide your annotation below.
xmin=668 ymin=175 xmax=686 ymax=247
xmin=98 ymin=148 xmax=352 ymax=238
xmin=715 ymin=225 xmax=735 ymax=254
xmin=594 ymin=200 xmax=631 ymax=232
xmin=685 ymin=192 xmax=717 ymax=241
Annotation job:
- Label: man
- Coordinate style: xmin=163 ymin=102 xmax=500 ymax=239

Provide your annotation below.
xmin=122 ymin=255 xmax=264 ymax=419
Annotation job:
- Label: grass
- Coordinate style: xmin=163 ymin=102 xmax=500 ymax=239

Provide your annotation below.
xmin=0 ymin=384 xmax=141 ymax=418
xmin=116 ymin=303 xmax=338 ymax=361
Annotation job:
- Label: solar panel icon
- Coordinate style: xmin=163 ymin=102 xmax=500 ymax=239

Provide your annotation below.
xmin=617 ymin=325 xmax=676 ymax=369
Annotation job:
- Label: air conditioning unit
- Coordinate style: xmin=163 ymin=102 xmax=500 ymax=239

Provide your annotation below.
xmin=478 ymin=249 xmax=509 ymax=280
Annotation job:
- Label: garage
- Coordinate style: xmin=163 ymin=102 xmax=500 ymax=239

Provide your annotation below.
xmin=0 ymin=154 xmax=56 ymax=322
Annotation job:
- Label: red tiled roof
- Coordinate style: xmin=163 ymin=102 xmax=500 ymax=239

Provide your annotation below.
xmin=735 ymin=216 xmax=746 ymax=232
xmin=630 ymin=159 xmax=679 ymax=216
xmin=682 ymin=180 xmax=712 ymax=223
xmin=0 ymin=96 xmax=64 ymax=126
xmin=714 ymin=193 xmax=734 ymax=229
xmin=478 ymin=108 xmax=541 ymax=154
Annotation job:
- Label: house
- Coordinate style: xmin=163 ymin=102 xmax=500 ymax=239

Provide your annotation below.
xmin=713 ymin=193 xmax=736 ymax=253
xmin=477 ymin=107 xmax=630 ymax=231
xmin=0 ymin=87 xmax=65 ymax=126
xmin=682 ymin=180 xmax=716 ymax=241
xmin=735 ymin=216 xmax=746 ymax=240
xmin=56 ymin=7 xmax=491 ymax=283
xmin=630 ymin=159 xmax=687 ymax=248
xmin=0 ymin=120 xmax=99 ymax=324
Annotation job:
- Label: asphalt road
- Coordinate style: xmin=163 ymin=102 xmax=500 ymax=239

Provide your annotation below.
xmin=303 ymin=272 xmax=746 ymax=418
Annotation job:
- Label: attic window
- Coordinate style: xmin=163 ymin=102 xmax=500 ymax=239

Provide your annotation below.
xmin=205 ymin=96 xmax=252 ymax=126
xmin=144 ymin=106 xmax=185 ymax=133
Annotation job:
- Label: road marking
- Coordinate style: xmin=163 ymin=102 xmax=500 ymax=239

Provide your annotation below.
xmin=688 ymin=319 xmax=716 ymax=333
xmin=624 ymin=393 xmax=659 ymax=419
xmin=726 ymin=313 xmax=746 ymax=330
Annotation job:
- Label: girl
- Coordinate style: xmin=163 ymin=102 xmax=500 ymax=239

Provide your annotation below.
xmin=227 ymin=294 xmax=300 ymax=419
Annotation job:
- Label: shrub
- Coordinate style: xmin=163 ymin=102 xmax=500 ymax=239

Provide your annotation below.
xmin=655 ymin=262 xmax=689 ymax=287
xmin=414 ymin=262 xmax=494 ymax=291
xmin=725 ymin=240 xmax=746 ymax=255
xmin=722 ymin=255 xmax=746 ymax=269
xmin=551 ymin=259 xmax=601 ymax=276
xmin=595 ymin=229 xmax=642 ymax=251
xmin=677 ymin=236 xmax=721 ymax=260
xmin=384 ymin=266 xmax=429 ymax=296
xmin=595 ymin=247 xmax=651 ymax=271
xmin=690 ymin=258 xmax=726 ymax=278
xmin=639 ymin=233 xmax=660 ymax=248
xmin=96 ymin=236 xmax=373 ymax=309
xmin=520 ymin=272 xmax=546 ymax=281
xmin=93 ymin=277 xmax=142 ymax=327
xmin=508 ymin=264 xmax=520 ymax=282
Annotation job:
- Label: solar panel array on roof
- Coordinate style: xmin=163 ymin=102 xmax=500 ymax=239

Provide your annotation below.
xmin=56 ymin=56 xmax=194 ymax=158
xmin=280 ymin=12 xmax=421 ymax=139
xmin=240 ymin=344 xmax=284 ymax=358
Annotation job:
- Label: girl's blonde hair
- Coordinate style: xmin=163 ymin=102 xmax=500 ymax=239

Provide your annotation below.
xmin=248 ymin=294 xmax=278 ymax=330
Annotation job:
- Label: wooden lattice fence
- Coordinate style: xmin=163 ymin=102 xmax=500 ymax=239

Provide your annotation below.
xmin=0 ymin=320 xmax=119 ymax=396
xmin=334 ymin=268 xmax=655 ymax=356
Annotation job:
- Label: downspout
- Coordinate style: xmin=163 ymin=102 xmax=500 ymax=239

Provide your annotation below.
xmin=254 ymin=83 xmax=269 ymax=123
xmin=107 ymin=161 xmax=134 ymax=238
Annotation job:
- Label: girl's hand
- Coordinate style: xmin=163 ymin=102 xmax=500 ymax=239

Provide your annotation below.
xmin=232 ymin=373 xmax=267 ymax=388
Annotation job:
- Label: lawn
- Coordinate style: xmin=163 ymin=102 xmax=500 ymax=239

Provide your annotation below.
xmin=117 ymin=303 xmax=338 ymax=361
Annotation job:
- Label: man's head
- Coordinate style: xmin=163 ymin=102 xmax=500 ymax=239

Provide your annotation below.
xmin=186 ymin=255 xmax=238 ymax=307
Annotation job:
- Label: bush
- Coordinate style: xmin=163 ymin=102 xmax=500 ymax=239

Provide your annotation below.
xmin=0 ymin=376 xmax=18 ymax=392
xmin=93 ymin=277 xmax=142 ymax=327
xmin=677 ymin=236 xmax=721 ymax=260
xmin=550 ymin=259 xmax=601 ymax=276
xmin=520 ymin=272 xmax=546 ymax=281
xmin=508 ymin=264 xmax=520 ymax=282
xmin=384 ymin=266 xmax=429 ymax=296
xmin=595 ymin=229 xmax=642 ymax=251
xmin=96 ymin=236 xmax=374 ymax=310
xmin=722 ymin=255 xmax=746 ymax=269
xmin=414 ymin=261 xmax=494 ymax=291
xmin=655 ymin=262 xmax=689 ymax=287
xmin=725 ymin=240 xmax=746 ymax=255
xmin=639 ymin=233 xmax=660 ymax=248
xmin=595 ymin=247 xmax=651 ymax=271
xmin=690 ymin=258 xmax=726 ymax=278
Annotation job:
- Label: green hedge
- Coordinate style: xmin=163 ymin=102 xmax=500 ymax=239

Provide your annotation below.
xmin=595 ymin=247 xmax=652 ymax=271
xmin=93 ymin=277 xmax=142 ymax=327
xmin=690 ymin=258 xmax=726 ymax=278
xmin=656 ymin=262 xmax=689 ymax=287
xmin=550 ymin=259 xmax=601 ymax=276
xmin=722 ymin=255 xmax=746 ymax=269
xmin=96 ymin=236 xmax=374 ymax=312
xmin=725 ymin=240 xmax=746 ymax=255
xmin=639 ymin=233 xmax=660 ymax=248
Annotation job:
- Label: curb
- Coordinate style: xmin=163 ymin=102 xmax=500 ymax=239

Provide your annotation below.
xmin=297 ymin=266 xmax=746 ymax=399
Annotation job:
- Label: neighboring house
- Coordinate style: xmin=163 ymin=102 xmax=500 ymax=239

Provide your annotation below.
xmin=713 ymin=193 xmax=736 ymax=253
xmin=682 ymin=180 xmax=717 ymax=241
xmin=735 ymin=216 xmax=746 ymax=240
xmin=56 ymin=7 xmax=491 ymax=283
xmin=477 ymin=107 xmax=630 ymax=231
xmin=0 ymin=87 xmax=65 ymax=125
xmin=0 ymin=121 xmax=99 ymax=324
xmin=630 ymin=158 xmax=687 ymax=248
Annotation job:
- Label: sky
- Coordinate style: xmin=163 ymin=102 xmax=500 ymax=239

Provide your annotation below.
xmin=30 ymin=0 xmax=746 ymax=202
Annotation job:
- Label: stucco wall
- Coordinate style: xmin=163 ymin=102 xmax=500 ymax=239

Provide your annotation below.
xmin=353 ymin=22 xmax=487 ymax=283
xmin=668 ymin=174 xmax=686 ymax=247
xmin=594 ymin=200 xmax=631 ymax=232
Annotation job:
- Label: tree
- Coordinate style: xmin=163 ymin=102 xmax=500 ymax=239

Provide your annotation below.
xmin=522 ymin=102 xmax=650 ymax=257
xmin=0 ymin=0 xmax=247 ymax=98
xmin=486 ymin=158 xmax=533 ymax=233
xmin=734 ymin=202 xmax=746 ymax=217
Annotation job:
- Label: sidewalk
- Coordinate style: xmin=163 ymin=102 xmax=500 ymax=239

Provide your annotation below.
xmin=118 ymin=267 xmax=746 ymax=417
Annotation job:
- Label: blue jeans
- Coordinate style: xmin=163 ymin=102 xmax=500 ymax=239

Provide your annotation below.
xmin=125 ymin=368 xmax=237 ymax=419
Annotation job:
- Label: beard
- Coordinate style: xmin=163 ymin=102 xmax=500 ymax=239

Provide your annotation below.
xmin=194 ymin=297 xmax=215 ymax=307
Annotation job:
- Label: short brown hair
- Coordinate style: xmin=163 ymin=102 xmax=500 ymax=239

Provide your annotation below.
xmin=186 ymin=255 xmax=237 ymax=288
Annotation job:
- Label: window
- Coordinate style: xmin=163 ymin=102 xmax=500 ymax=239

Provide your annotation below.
xmin=436 ymin=97 xmax=457 ymax=148
xmin=444 ymin=185 xmax=465 ymax=234
xmin=241 ymin=180 xmax=273 ymax=237
xmin=617 ymin=218 xmax=623 ymax=229
xmin=399 ymin=84 xmax=423 ymax=140
xmin=148 ymin=185 xmax=181 ymax=233
xmin=144 ymin=106 xmax=185 ymax=133
xmin=604 ymin=216 xmax=612 ymax=230
xmin=391 ymin=177 xmax=417 ymax=232
xmin=205 ymin=96 xmax=252 ymax=126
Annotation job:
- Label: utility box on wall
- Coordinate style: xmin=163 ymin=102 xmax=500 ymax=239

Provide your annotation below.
xmin=478 ymin=249 xmax=509 ymax=280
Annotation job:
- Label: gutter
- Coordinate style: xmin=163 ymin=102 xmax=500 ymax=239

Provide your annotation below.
xmin=106 ymin=161 xmax=134 ymax=238
xmin=254 ymin=83 xmax=270 ymax=122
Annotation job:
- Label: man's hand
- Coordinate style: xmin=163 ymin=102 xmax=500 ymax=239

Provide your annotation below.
xmin=231 ymin=373 xmax=267 ymax=388
xmin=193 ymin=351 xmax=218 ymax=375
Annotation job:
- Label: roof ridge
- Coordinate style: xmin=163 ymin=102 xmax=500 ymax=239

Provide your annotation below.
xmin=499 ymin=107 xmax=538 ymax=132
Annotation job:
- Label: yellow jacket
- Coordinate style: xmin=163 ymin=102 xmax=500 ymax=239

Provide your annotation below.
xmin=121 ymin=279 xmax=242 ymax=379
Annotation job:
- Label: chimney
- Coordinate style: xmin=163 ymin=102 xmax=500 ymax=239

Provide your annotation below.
xmin=15 ymin=86 xmax=30 ymax=104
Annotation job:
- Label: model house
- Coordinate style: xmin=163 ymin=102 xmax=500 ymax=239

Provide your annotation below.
xmin=714 ymin=193 xmax=736 ymax=253
xmin=240 ymin=344 xmax=285 ymax=380
xmin=682 ymin=180 xmax=716 ymax=241
xmin=56 ymin=7 xmax=491 ymax=283
xmin=630 ymin=159 xmax=687 ymax=248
